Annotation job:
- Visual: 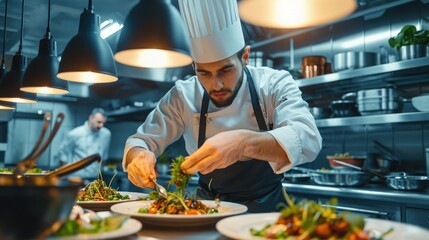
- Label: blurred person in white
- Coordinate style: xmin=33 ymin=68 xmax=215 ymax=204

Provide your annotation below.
xmin=55 ymin=108 xmax=111 ymax=182
xmin=122 ymin=0 xmax=322 ymax=212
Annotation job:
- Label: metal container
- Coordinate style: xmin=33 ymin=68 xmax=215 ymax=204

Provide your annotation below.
xmin=310 ymin=171 xmax=372 ymax=187
xmin=332 ymin=51 xmax=380 ymax=72
xmin=399 ymin=44 xmax=427 ymax=60
xmin=330 ymin=99 xmax=359 ymax=117
xmin=308 ymin=107 xmax=331 ymax=119
xmin=301 ymin=56 xmax=326 ymax=78
xmin=357 ymin=88 xmax=401 ymax=115
xmin=386 ymin=175 xmax=429 ymax=191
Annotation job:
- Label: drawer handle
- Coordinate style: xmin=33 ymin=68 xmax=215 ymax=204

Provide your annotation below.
xmin=322 ymin=204 xmax=390 ymax=217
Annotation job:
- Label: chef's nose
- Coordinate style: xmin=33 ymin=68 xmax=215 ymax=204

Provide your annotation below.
xmin=212 ymin=77 xmax=224 ymax=91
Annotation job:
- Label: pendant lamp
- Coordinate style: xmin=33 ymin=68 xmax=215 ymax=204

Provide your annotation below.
xmin=21 ymin=0 xmax=68 ymax=95
xmin=115 ymin=0 xmax=192 ymax=68
xmin=0 ymin=0 xmax=37 ymax=103
xmin=0 ymin=101 xmax=15 ymax=110
xmin=238 ymin=0 xmax=357 ymax=29
xmin=57 ymin=0 xmax=117 ymax=83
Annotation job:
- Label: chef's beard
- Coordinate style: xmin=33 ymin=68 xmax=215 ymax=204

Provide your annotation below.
xmin=209 ymin=75 xmax=243 ymax=108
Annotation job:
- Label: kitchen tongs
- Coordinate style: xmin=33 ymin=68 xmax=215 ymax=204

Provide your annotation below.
xmin=14 ymin=112 xmax=64 ymax=176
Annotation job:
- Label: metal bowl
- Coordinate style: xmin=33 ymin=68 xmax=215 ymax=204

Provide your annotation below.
xmin=310 ymin=171 xmax=371 ymax=187
xmin=386 ymin=176 xmax=429 ymax=191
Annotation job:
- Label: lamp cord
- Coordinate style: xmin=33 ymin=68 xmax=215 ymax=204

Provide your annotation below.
xmin=18 ymin=0 xmax=25 ymax=54
xmin=46 ymin=0 xmax=51 ymax=37
xmin=88 ymin=0 xmax=93 ymax=11
xmin=1 ymin=0 xmax=8 ymax=67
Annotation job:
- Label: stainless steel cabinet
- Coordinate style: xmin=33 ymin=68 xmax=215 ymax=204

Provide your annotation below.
xmin=405 ymin=207 xmax=429 ymax=229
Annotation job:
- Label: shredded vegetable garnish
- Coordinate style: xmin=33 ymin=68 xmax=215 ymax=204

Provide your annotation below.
xmin=250 ymin=194 xmax=393 ymax=240
xmin=168 ymin=155 xmax=191 ymax=192
xmin=77 ymin=173 xmax=130 ymax=201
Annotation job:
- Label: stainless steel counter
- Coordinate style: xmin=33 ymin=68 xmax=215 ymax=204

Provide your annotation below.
xmin=283 ymin=182 xmax=429 ymax=206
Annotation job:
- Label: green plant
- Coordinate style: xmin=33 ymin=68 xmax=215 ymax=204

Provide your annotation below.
xmin=388 ymin=24 xmax=429 ymax=51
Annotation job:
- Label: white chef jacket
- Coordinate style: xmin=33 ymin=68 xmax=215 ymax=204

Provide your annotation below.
xmin=55 ymin=121 xmax=111 ymax=179
xmin=123 ymin=66 xmax=322 ymax=173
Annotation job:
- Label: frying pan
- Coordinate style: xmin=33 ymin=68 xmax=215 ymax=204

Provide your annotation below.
xmin=333 ymin=160 xmax=429 ymax=191
xmin=293 ymin=167 xmax=371 ymax=187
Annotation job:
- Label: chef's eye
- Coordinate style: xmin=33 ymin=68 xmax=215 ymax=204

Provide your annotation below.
xmin=197 ymin=71 xmax=210 ymax=78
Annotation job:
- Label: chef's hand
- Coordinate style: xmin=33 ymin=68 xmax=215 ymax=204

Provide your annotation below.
xmin=125 ymin=147 xmax=157 ymax=189
xmin=182 ymin=130 xmax=250 ymax=175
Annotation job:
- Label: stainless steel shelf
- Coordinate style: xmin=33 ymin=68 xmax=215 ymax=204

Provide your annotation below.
xmin=316 ymin=112 xmax=429 ymax=127
xmin=296 ymin=57 xmax=429 ymax=88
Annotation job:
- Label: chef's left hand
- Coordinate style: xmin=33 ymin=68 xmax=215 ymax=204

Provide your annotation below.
xmin=181 ymin=129 xmax=250 ymax=175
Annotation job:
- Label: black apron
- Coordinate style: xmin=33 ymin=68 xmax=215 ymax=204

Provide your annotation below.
xmin=196 ymin=67 xmax=285 ymax=213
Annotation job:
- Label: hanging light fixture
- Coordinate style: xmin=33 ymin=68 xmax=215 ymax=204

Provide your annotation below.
xmin=0 ymin=0 xmax=37 ymax=103
xmin=57 ymin=0 xmax=117 ymax=83
xmin=0 ymin=101 xmax=15 ymax=110
xmin=115 ymin=0 xmax=192 ymax=68
xmin=21 ymin=0 xmax=68 ymax=95
xmin=238 ymin=0 xmax=357 ymax=29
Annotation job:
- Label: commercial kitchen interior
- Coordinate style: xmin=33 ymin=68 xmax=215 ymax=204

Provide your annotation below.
xmin=1 ymin=0 xmax=429 ymax=229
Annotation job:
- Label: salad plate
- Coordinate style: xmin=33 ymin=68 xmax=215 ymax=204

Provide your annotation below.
xmin=76 ymin=191 xmax=148 ymax=211
xmin=216 ymin=213 xmax=429 ymax=240
xmin=48 ymin=217 xmax=142 ymax=240
xmin=110 ymin=200 xmax=248 ymax=227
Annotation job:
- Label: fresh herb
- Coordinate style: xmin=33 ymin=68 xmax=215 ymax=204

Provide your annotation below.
xmin=168 ymin=155 xmax=191 ymax=192
xmin=77 ymin=172 xmax=130 ymax=201
xmin=388 ymin=24 xmax=429 ymax=51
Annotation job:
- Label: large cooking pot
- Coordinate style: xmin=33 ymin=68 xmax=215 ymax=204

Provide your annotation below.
xmin=332 ymin=51 xmax=380 ymax=72
xmin=0 ymin=153 xmax=101 ymax=240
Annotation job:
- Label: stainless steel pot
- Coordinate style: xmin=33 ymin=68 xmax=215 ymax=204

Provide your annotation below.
xmin=308 ymin=107 xmax=331 ymax=119
xmin=386 ymin=175 xmax=429 ymax=191
xmin=356 ymin=88 xmax=401 ymax=115
xmin=293 ymin=167 xmax=371 ymax=187
xmin=332 ymin=51 xmax=380 ymax=72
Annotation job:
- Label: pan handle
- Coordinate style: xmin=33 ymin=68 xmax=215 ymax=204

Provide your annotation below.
xmin=47 ymin=154 xmax=101 ymax=179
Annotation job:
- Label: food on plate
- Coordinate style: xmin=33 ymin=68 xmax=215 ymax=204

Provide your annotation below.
xmin=138 ymin=155 xmax=219 ymax=215
xmin=77 ymin=175 xmax=130 ymax=201
xmin=250 ymin=195 xmax=393 ymax=239
xmin=52 ymin=206 xmax=128 ymax=237
xmin=138 ymin=191 xmax=219 ymax=215
xmin=0 ymin=167 xmax=44 ymax=173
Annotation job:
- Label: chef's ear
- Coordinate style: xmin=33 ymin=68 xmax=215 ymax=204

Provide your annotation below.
xmin=242 ymin=45 xmax=251 ymax=65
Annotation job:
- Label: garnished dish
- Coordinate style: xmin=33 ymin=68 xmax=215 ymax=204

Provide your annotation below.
xmin=0 ymin=167 xmax=44 ymax=174
xmin=249 ymin=195 xmax=392 ymax=240
xmin=76 ymin=173 xmax=148 ymax=211
xmin=49 ymin=206 xmax=142 ymax=239
xmin=138 ymin=156 xmax=219 ymax=215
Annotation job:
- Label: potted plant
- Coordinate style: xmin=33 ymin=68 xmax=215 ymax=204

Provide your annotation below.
xmin=388 ymin=24 xmax=429 ymax=60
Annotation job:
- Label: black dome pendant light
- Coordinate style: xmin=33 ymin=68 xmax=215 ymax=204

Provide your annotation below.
xmin=115 ymin=0 xmax=192 ymax=68
xmin=0 ymin=0 xmax=37 ymax=103
xmin=21 ymin=0 xmax=69 ymax=95
xmin=57 ymin=0 xmax=118 ymax=83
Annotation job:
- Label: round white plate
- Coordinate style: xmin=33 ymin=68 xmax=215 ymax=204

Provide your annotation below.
xmin=216 ymin=213 xmax=429 ymax=240
xmin=48 ymin=218 xmax=142 ymax=240
xmin=76 ymin=191 xmax=148 ymax=211
xmin=110 ymin=200 xmax=248 ymax=227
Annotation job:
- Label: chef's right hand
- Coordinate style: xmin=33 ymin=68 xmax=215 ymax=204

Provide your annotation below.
xmin=125 ymin=147 xmax=157 ymax=189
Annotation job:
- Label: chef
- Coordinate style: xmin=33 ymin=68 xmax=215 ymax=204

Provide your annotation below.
xmin=123 ymin=0 xmax=322 ymax=212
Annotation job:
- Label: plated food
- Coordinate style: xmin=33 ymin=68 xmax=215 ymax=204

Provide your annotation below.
xmin=327 ymin=153 xmax=366 ymax=169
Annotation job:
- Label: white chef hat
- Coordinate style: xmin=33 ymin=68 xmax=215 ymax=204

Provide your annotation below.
xmin=178 ymin=0 xmax=245 ymax=63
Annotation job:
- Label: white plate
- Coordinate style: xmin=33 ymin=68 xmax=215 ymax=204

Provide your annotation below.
xmin=48 ymin=217 xmax=142 ymax=240
xmin=110 ymin=200 xmax=248 ymax=227
xmin=76 ymin=191 xmax=148 ymax=211
xmin=216 ymin=213 xmax=429 ymax=240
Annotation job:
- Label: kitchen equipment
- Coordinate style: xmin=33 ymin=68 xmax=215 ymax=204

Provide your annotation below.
xmin=327 ymin=154 xmax=366 ymax=169
xmin=293 ymin=167 xmax=371 ymax=187
xmin=373 ymin=140 xmax=401 ymax=162
xmin=332 ymin=51 xmax=380 ymax=72
xmin=411 ymin=93 xmax=429 ymax=112
xmin=308 ymin=107 xmax=331 ymax=119
xmin=301 ymin=56 xmax=326 ymax=78
xmin=375 ymin=156 xmax=400 ymax=173
xmin=283 ymin=173 xmax=311 ymax=183
xmin=400 ymin=44 xmax=427 ymax=60
xmin=14 ymin=112 xmax=64 ymax=175
xmin=356 ymin=88 xmax=401 ymax=115
xmin=0 ymin=154 xmax=101 ymax=239
xmin=151 ymin=175 xmax=168 ymax=199
xmin=334 ymin=160 xmax=429 ymax=191
xmin=330 ymin=99 xmax=359 ymax=117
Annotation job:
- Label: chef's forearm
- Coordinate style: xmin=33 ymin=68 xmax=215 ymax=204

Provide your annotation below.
xmin=241 ymin=130 xmax=290 ymax=165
